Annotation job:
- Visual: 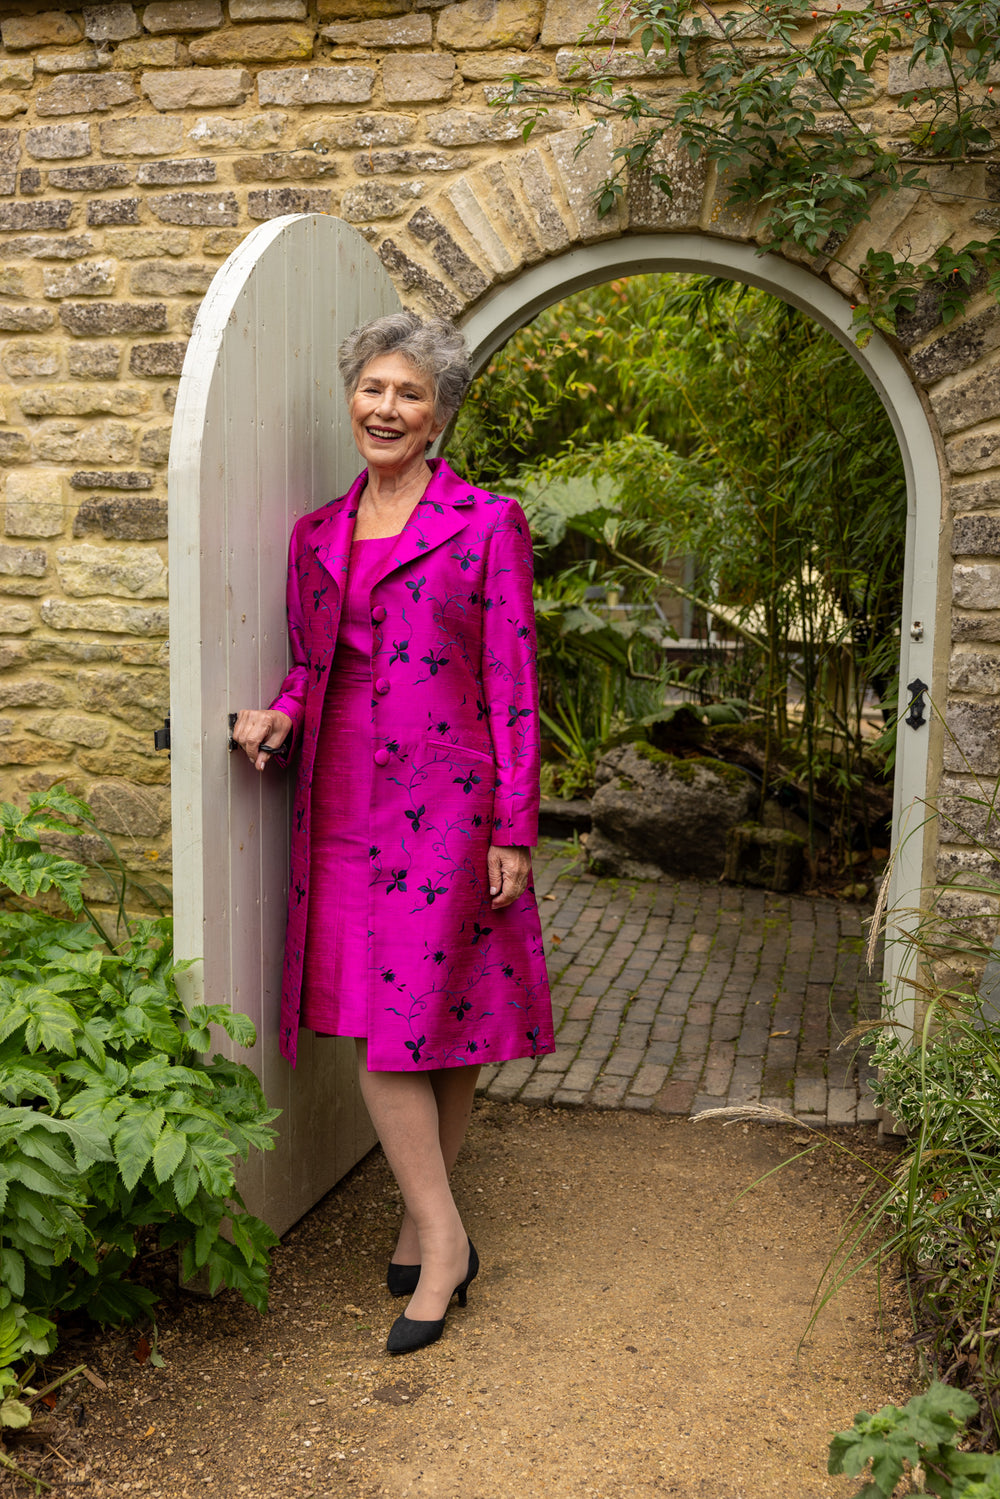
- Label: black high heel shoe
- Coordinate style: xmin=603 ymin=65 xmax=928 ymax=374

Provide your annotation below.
xmin=386 ymin=1240 xmax=479 ymax=1355
xmin=386 ymin=1261 xmax=420 ymax=1298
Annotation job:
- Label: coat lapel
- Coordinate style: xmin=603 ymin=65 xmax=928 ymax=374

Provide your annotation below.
xmin=372 ymin=458 xmax=476 ymax=587
xmin=304 ymin=471 xmax=366 ymax=599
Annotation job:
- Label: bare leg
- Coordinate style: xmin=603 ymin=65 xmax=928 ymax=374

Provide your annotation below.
xmin=356 ymin=1042 xmax=478 ymax=1321
xmin=392 ymin=1063 xmax=480 ymax=1264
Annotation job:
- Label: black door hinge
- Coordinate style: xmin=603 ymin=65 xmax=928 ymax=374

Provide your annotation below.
xmin=153 ymin=714 xmax=171 ymax=753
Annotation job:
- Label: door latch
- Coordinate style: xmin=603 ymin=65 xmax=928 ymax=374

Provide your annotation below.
xmin=905 ymin=678 xmax=928 ymax=729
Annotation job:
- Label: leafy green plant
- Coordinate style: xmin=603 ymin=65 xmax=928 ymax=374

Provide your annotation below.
xmin=828 ymin=1382 xmax=1000 ymax=1496
xmin=0 ymin=786 xmax=280 ymax=1399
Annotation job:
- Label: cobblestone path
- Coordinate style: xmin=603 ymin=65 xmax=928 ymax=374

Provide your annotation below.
xmin=478 ymin=839 xmax=881 ymax=1126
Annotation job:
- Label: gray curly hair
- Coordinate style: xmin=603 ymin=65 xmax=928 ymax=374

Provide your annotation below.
xmin=338 ymin=311 xmax=472 ymax=426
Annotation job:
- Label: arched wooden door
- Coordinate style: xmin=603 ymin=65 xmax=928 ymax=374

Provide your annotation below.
xmin=168 ymin=214 xmax=400 ymax=1235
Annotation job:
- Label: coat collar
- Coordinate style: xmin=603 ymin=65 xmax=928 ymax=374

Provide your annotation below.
xmin=307 ymin=458 xmax=478 ymax=595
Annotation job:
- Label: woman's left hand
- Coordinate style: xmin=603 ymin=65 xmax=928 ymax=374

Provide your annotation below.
xmin=486 ymin=845 xmax=532 ymax=910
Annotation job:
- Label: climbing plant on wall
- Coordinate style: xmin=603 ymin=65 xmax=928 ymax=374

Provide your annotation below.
xmin=507 ymin=0 xmax=1000 ymax=338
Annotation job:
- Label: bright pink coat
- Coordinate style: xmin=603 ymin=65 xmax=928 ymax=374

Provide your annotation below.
xmin=270 ymin=458 xmax=554 ymax=1072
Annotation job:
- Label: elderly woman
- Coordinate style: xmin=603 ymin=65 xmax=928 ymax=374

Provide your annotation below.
xmin=233 ymin=312 xmax=554 ymax=1355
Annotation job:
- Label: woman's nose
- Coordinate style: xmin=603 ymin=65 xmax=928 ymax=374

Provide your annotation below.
xmin=375 ymin=384 xmax=398 ymax=416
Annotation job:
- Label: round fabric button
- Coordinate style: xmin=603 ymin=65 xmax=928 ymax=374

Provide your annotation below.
xmin=373 ymin=747 xmax=390 ymax=767
xmin=372 ymin=604 xmax=387 ymax=624
xmin=375 ymin=677 xmax=390 ymax=695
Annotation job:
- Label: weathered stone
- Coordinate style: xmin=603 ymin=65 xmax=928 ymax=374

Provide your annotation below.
xmin=36 ymin=46 xmax=105 ymax=75
xmin=141 ymin=68 xmax=252 ymax=110
xmin=48 ymin=164 xmax=134 ymax=190
xmin=341 ymin=181 xmax=424 ymax=220
xmin=444 ymin=176 xmax=517 ymax=274
xmin=59 ymin=302 xmax=167 ymax=335
xmin=3 ymin=235 xmax=95 ymax=259
xmin=17 ymin=167 xmax=42 ymax=194
xmin=231 ymin=0 xmax=306 ymax=16
xmin=188 ymin=22 xmax=313 ymax=61
xmin=0 ymin=201 xmax=73 ymax=231
xmin=478 ymin=160 xmax=540 ymax=261
xmin=257 ymin=65 xmax=375 ymax=104
xmin=128 ymin=341 xmax=188 ymax=376
xmin=42 ymin=599 xmax=168 ymax=635
xmin=952 ymin=563 xmax=1000 ymax=609
xmin=203 ymin=229 xmax=244 ymax=254
xmin=540 ymin=0 xmax=610 ymax=46
xmin=0 ymin=267 xmax=34 ymax=296
xmin=587 ymin=743 xmax=756 ymax=879
xmin=0 ymin=60 xmax=35 ymax=91
xmin=0 ymin=96 xmax=29 ymax=121
xmin=0 ymin=677 xmax=64 ymax=707
xmin=404 ymin=206 xmax=489 ymax=298
xmin=317 ymin=0 xmax=408 ymax=13
xmin=0 ymin=546 xmax=46 ymax=579
xmin=105 ymin=228 xmax=191 ymax=257
xmin=0 ymin=125 xmax=19 ymax=191
xmin=34 ymin=420 xmax=136 ymax=464
xmin=0 ymin=604 xmax=34 ymax=633
xmin=300 ymin=112 xmax=414 ymax=149
xmin=2 ymin=341 xmax=63 ymax=380
xmin=0 ymin=306 xmax=56 ymax=332
xmin=723 ymin=824 xmax=805 ymax=892
xmin=111 ymin=37 xmax=190 ymax=67
xmin=99 ymin=117 xmax=184 ymax=155
xmin=246 ymin=186 xmax=333 ymax=217
xmin=556 ymin=45 xmax=676 ymax=80
xmin=424 ymin=104 xmax=571 ymax=144
xmin=129 ymin=260 xmax=214 ymax=295
xmin=516 ymin=148 xmax=571 ymax=251
xmin=43 ymin=260 xmax=117 ymax=298
xmin=32 ymin=712 xmax=110 ymax=748
xmin=136 ymin=157 xmax=216 ymax=184
xmin=69 ymin=470 xmax=153 ymax=489
xmin=36 ymin=73 xmax=138 ymax=116
xmin=0 ymin=736 xmax=73 ymax=766
xmin=77 ymin=742 xmax=170 ymax=782
xmin=952 ymin=515 xmax=1000 ymax=558
xmin=88 ymin=779 xmax=168 ymax=836
xmin=948 ymin=648 xmax=1000 ymax=694
xmin=321 ymin=15 xmax=432 ymax=45
xmin=0 ymin=432 xmax=32 ymax=466
xmin=142 ymin=0 xmax=224 ymax=31
xmin=73 ymin=495 xmax=168 ymax=539
xmin=952 ymin=478 xmax=1000 ymax=514
xmin=76 ymin=670 xmax=168 ymax=732
xmin=945 ymin=701 xmax=1000 ymax=774
xmin=459 ymin=49 xmax=549 ymax=79
xmin=544 ymin=122 xmax=623 ymax=241
xmin=438 ymin=0 xmax=541 ymax=50
xmin=930 ymin=362 xmax=1000 ymax=438
xmin=946 ymin=430 xmax=1000 ymax=478
xmin=911 ymin=303 xmax=1000 ymax=385
xmin=376 ymin=238 xmax=461 ymax=318
xmin=148 ymin=190 xmax=239 ymax=225
xmin=139 ymin=427 xmax=172 ymax=465
xmin=382 ymin=54 xmax=455 ymax=102
xmin=234 ymin=150 xmax=337 ymax=180
xmin=1 ymin=12 xmax=83 ymax=49
xmin=4 ymin=471 xmax=67 ymax=538
xmin=84 ymin=4 xmax=140 ymax=40
xmin=68 ymin=344 xmax=121 ymax=379
xmin=19 ymin=386 xmax=149 ymax=417
xmin=56 ymin=543 xmax=167 ymax=599
xmin=189 ymin=112 xmax=287 ymax=149
xmin=355 ymin=148 xmax=468 ymax=174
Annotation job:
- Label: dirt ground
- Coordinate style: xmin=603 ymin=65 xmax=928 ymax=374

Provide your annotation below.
xmin=7 ymin=1105 xmax=917 ymax=1499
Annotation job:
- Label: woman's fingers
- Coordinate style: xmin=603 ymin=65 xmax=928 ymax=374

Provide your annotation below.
xmin=232 ymin=709 xmax=292 ymax=771
xmin=487 ymin=845 xmax=532 ymax=910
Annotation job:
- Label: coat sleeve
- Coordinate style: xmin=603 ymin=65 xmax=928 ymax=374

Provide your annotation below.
xmin=267 ymin=521 xmax=309 ymax=753
xmin=481 ymin=497 xmax=541 ymax=847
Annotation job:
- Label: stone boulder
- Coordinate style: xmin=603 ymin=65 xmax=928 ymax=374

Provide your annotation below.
xmin=586 ymin=743 xmax=756 ymax=880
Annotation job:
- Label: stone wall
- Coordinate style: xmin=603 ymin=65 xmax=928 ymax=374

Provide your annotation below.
xmin=0 ymin=0 xmax=998 ymax=904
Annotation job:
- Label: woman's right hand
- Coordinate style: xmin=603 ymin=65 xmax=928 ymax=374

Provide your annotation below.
xmin=232 ymin=708 xmax=293 ymax=772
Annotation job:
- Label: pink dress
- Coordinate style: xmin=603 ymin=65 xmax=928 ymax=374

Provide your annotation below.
xmin=301 ymin=535 xmax=397 ymax=1036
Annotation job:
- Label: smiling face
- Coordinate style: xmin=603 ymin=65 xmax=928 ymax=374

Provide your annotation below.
xmin=349 ymin=352 xmax=444 ymax=478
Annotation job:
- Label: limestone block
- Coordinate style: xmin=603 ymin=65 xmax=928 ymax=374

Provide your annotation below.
xmin=56 ymin=543 xmax=167 ymax=599
xmin=944 ymin=700 xmax=1000 ymax=774
xmin=142 ymin=0 xmax=224 ymax=32
xmin=68 ymin=344 xmax=122 ymax=379
xmin=32 ymin=712 xmax=110 ymax=748
xmin=301 ymin=112 xmax=414 ymax=149
xmin=0 ymin=547 xmax=47 ymax=580
xmin=69 ymin=470 xmax=153 ymax=489
xmin=5 ymin=234 xmax=98 ymax=260
xmin=952 ymin=515 xmax=1000 ymax=558
xmin=85 ymin=3 xmax=140 ymax=39
xmin=34 ymin=420 xmax=137 ymax=464
xmin=931 ymin=362 xmax=1000 ymax=438
xmin=231 ymin=0 xmax=306 ymax=16
xmin=148 ymin=190 xmax=239 ymax=224
xmin=42 ymin=599 xmax=169 ymax=635
xmin=377 ymin=238 xmax=461 ymax=318
xmin=911 ymin=304 xmax=1000 ymax=385
xmin=36 ymin=74 xmax=138 ymax=115
xmin=382 ymin=54 xmax=455 ymax=102
xmin=77 ymin=742 xmax=170 ymax=782
xmin=99 ymin=118 xmax=185 ymax=155
xmin=952 ymin=478 xmax=1000 ymax=515
xmin=424 ymin=105 xmax=572 ymax=144
xmin=0 ymin=96 xmax=28 ymax=121
xmin=141 ymin=68 xmax=252 ymax=109
xmin=1 ymin=13 xmax=84 ymax=49
xmin=78 ymin=667 xmax=171 ymax=724
xmin=444 ymin=177 xmax=516 ymax=274
xmin=952 ymin=612 xmax=1000 ymax=644
xmin=2 ymin=341 xmax=64 ymax=379
xmin=43 ymin=261 xmax=117 ymax=298
xmin=203 ymin=229 xmax=244 ymax=254
xmin=189 ymin=112 xmax=287 ymax=148
xmin=234 ymin=150 xmax=337 ymax=180
xmin=0 ymin=678 xmax=64 ymax=707
xmin=321 ymin=16 xmax=432 ymax=45
xmin=73 ymin=496 xmax=168 ymax=539
xmin=459 ymin=50 xmax=549 ymax=79
xmin=247 ymin=185 xmax=334 ymax=217
xmin=0 ymin=202 xmax=74 ymax=232
xmin=18 ymin=386 xmax=149 ymax=418
xmin=516 ymin=148 xmax=571 ymax=251
xmin=139 ymin=426 xmax=172 ymax=464
xmin=187 ymin=22 xmax=313 ymax=62
xmin=59 ymin=302 xmax=168 ymax=335
xmin=540 ymin=0 xmax=610 ymax=46
xmin=49 ymin=164 xmax=134 ymax=190
xmin=478 ymin=159 xmax=540 ymax=262
xmin=257 ymin=66 xmax=375 ymax=105
xmin=948 ymin=648 xmax=1000 ymax=694
xmin=105 ymin=227 xmax=191 ymax=256
xmin=936 ymin=773 xmax=1000 ymax=847
xmin=0 ymin=432 xmax=33 ymax=465
xmin=545 ymin=122 xmax=623 ymax=241
xmin=129 ymin=260 xmax=214 ymax=294
xmin=556 ymin=46 xmax=676 ymax=80
xmin=437 ymin=0 xmax=541 ymax=49
xmin=0 ymin=605 xmax=34 ymax=633
xmin=629 ymin=131 xmax=710 ymax=232
xmin=136 ymin=157 xmax=216 ymax=183
xmin=404 ymin=206 xmax=489 ymax=298
xmin=0 ymin=306 xmax=56 ymax=332
xmin=946 ymin=429 xmax=1000 ymax=478
xmin=341 ymin=181 xmax=424 ymax=220
xmin=88 ymin=780 xmax=168 ymax=836
xmin=0 ymin=736 xmax=73 ymax=766
xmin=36 ymin=47 xmax=106 ymax=75
xmin=112 ymin=38 xmax=191 ymax=67
xmin=0 ymin=60 xmax=35 ymax=90
xmin=128 ymin=341 xmax=188 ymax=375
xmin=0 ymin=267 xmax=35 ymax=296
xmin=4 ymin=472 xmax=67 ymax=537
xmin=18 ymin=167 xmax=43 ymax=195
xmin=953 ymin=563 xmax=1000 ymax=609
xmin=355 ymin=148 xmax=467 ymax=174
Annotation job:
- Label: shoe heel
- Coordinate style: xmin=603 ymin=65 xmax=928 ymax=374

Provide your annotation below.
xmin=457 ymin=1285 xmax=468 ymax=1308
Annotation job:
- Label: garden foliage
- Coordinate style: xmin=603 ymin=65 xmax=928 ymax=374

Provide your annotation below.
xmin=0 ymin=786 xmax=280 ymax=1415
xmin=828 ymin=1382 xmax=1000 ymax=1496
